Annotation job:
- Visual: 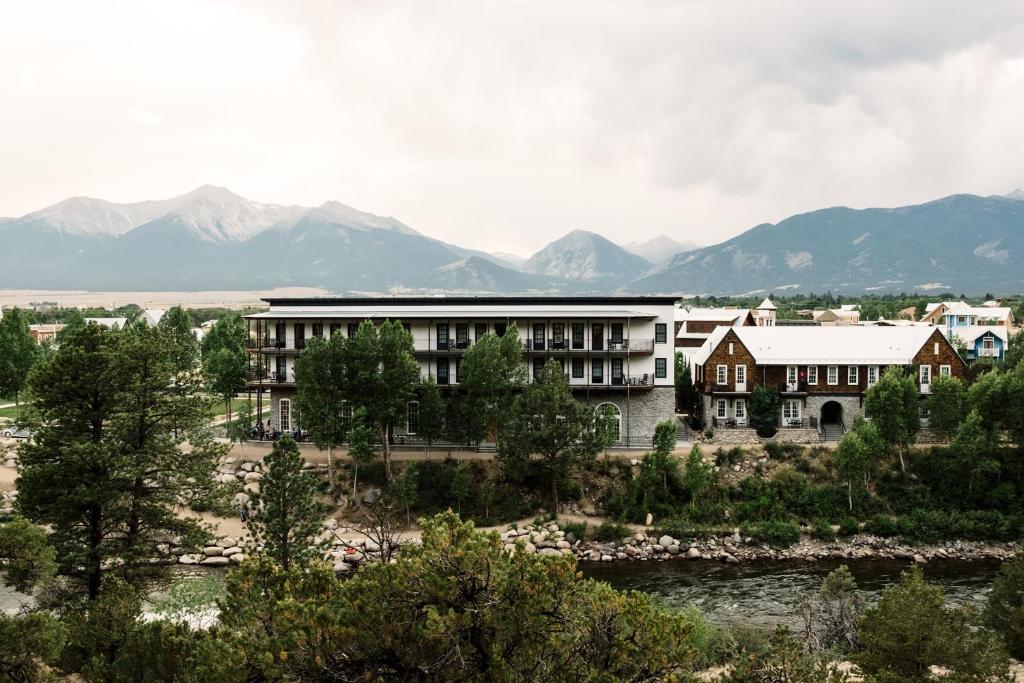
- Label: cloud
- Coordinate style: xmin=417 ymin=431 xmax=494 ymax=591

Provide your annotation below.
xmin=1 ymin=0 xmax=1023 ymax=257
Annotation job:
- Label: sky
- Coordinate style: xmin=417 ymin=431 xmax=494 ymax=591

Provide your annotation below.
xmin=2 ymin=1 xmax=1024 ymax=257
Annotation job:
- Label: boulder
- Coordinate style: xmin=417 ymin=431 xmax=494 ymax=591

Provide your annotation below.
xmin=667 ymin=544 xmax=680 ymax=556
xmin=686 ymin=547 xmax=701 ymax=559
xmin=362 ymin=488 xmax=382 ymax=505
xmin=333 ymin=560 xmax=352 ymax=573
xmin=244 ymin=471 xmax=263 ymax=483
xmin=229 ymin=553 xmax=247 ymax=564
xmin=216 ymin=536 xmax=237 ymax=548
xmin=658 ymin=535 xmax=675 ymax=548
xmin=222 ymin=546 xmax=243 ymax=557
xmin=178 ymin=554 xmax=201 ymax=565
xmin=202 ymin=546 xmax=223 ymax=557
xmin=201 ymin=556 xmax=231 ymax=566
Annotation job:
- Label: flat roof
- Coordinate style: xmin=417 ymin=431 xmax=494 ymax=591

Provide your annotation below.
xmin=247 ymin=307 xmax=662 ymax=320
xmin=261 ymin=295 xmax=680 ymax=306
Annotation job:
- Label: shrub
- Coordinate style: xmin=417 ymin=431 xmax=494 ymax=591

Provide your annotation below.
xmin=592 ymin=520 xmax=631 ymax=542
xmin=741 ymin=520 xmax=801 ymax=547
xmin=838 ymin=516 xmax=860 ymax=536
xmin=560 ymin=521 xmax=588 ymax=542
xmin=716 ymin=447 xmax=744 ymax=468
xmin=985 ymin=553 xmax=1024 ymax=659
xmin=864 ymin=514 xmax=899 ymax=537
xmin=756 ymin=425 xmax=778 ymax=438
xmin=763 ymin=441 xmax=801 ymax=460
xmin=703 ymin=428 xmax=714 ymax=441
xmin=810 ymin=518 xmax=836 ymax=542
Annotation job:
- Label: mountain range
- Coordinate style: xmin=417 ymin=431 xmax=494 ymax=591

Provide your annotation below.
xmin=2 ymin=185 xmax=1023 ymax=295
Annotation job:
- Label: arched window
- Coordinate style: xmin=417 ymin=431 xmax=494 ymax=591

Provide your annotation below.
xmin=279 ymin=398 xmax=291 ymax=433
xmin=595 ymin=402 xmax=621 ymax=443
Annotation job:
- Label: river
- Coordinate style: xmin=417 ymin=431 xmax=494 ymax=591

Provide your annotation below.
xmin=2 ymin=560 xmax=1003 ymax=630
xmin=580 ymin=559 xmax=1002 ymax=628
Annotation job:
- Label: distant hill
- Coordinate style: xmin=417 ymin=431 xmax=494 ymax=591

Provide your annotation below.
xmin=4 ymin=186 xmax=1024 ymax=295
xmin=524 ymin=229 xmax=652 ymax=285
xmin=622 ymin=235 xmax=699 ymax=264
xmin=630 ymin=194 xmax=1024 ymax=295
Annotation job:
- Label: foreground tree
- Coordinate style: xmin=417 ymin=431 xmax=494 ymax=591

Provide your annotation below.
xmin=749 ymin=384 xmax=781 ymax=436
xmin=834 ymin=418 xmax=883 ymax=511
xmin=985 ymin=553 xmax=1024 ymax=659
xmin=858 ymin=565 xmax=1011 ymax=682
xmin=247 ymin=436 xmax=326 ymax=570
xmin=926 ymin=375 xmax=967 ymax=441
xmin=723 ymin=626 xmax=848 ymax=683
xmin=863 ymin=366 xmax=921 ymax=471
xmin=18 ymin=323 xmax=220 ymax=599
xmin=498 ymin=360 xmax=612 ymax=517
xmin=801 ymin=565 xmax=863 ymax=653
xmin=0 ymin=306 xmax=38 ymax=418
xmin=218 ymin=511 xmax=696 ymax=681
xmin=345 ymin=320 xmax=419 ymax=480
xmin=416 ymin=375 xmax=446 ymax=458
xmin=293 ymin=333 xmax=349 ymax=477
xmin=457 ymin=324 xmax=526 ymax=443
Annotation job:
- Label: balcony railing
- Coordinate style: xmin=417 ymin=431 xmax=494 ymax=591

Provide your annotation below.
xmin=781 ymin=381 xmax=809 ymax=393
xmin=978 ymin=347 xmax=999 ymax=357
xmin=295 ymin=338 xmax=306 ymax=350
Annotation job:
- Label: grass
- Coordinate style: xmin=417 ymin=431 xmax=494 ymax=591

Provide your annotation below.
xmin=208 ymin=396 xmax=259 ymax=419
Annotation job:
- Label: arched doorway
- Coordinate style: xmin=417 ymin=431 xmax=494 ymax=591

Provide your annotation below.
xmin=820 ymin=400 xmax=843 ymax=426
xmin=595 ymin=403 xmax=621 ymax=444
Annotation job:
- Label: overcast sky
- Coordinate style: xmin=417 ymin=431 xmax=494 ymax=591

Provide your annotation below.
xmin=2 ymin=1 xmax=1024 ymax=256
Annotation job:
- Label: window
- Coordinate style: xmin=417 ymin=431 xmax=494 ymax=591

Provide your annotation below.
xmin=655 ymin=323 xmax=667 ymax=344
xmin=595 ymin=403 xmax=621 ymax=443
xmin=983 ymin=336 xmax=994 ymax=350
xmin=934 ymin=342 xmax=940 ymax=355
xmin=552 ymin=323 xmax=565 ymax=347
xmin=347 ymin=322 xmax=359 ymax=338
xmin=455 ymin=323 xmax=468 ymax=348
xmin=437 ymin=358 xmax=450 ymax=385
xmin=611 ymin=358 xmax=624 ymax=384
xmin=827 ymin=366 xmax=838 ymax=385
xmin=474 ymin=323 xmax=488 ymax=342
xmin=572 ymin=358 xmax=584 ymax=378
xmin=275 ymin=355 xmax=286 ymax=380
xmin=407 ymin=401 xmax=419 ymax=435
xmin=717 ymin=364 xmax=728 ymax=385
xmin=437 ymin=323 xmax=449 ymax=350
xmin=610 ymin=323 xmax=624 ymax=345
xmin=340 ymin=403 xmax=353 ymax=430
xmin=592 ymin=358 xmax=604 ymax=383
xmin=655 ymin=358 xmax=667 ymax=379
xmin=572 ymin=323 xmax=584 ymax=349
xmin=494 ymin=322 xmax=507 ymax=337
xmin=592 ymin=324 xmax=604 ymax=351
xmin=716 ymin=399 xmax=727 ymax=419
xmin=275 ymin=322 xmax=286 ymax=347
xmin=533 ymin=323 xmax=545 ymax=350
xmin=848 ymin=366 xmax=858 ymax=385
xmin=329 ymin=323 xmax=341 ymax=337
xmin=939 ymin=364 xmax=951 ymax=377
xmin=735 ymin=399 xmax=746 ymax=419
xmin=728 ymin=342 xmax=734 ymax=355
xmin=957 ymin=315 xmax=967 ymax=325
xmin=920 ymin=364 xmax=931 ymax=386
xmin=294 ymin=323 xmax=306 ymax=349
xmin=782 ymin=400 xmax=801 ymax=421
xmin=279 ymin=399 xmax=291 ymax=432
xmin=807 ymin=366 xmax=818 ymax=385
xmin=868 ymin=366 xmax=879 ymax=386
xmin=787 ymin=366 xmax=797 ymax=386
xmin=312 ymin=322 xmax=324 ymax=338
xmin=735 ymin=364 xmax=746 ymax=385
xmin=533 ymin=358 xmax=545 ymax=379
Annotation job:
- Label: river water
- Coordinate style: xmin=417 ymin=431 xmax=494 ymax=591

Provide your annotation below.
xmin=580 ymin=559 xmax=1002 ymax=628
xmin=3 ymin=560 xmax=1003 ymax=630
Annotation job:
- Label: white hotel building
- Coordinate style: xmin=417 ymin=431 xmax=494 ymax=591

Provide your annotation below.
xmin=244 ymin=296 xmax=679 ymax=447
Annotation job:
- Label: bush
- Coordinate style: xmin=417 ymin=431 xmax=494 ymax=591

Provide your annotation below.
xmin=810 ymin=518 xmax=836 ymax=542
xmin=703 ymin=428 xmax=714 ymax=441
xmin=756 ymin=425 xmax=778 ymax=439
xmin=560 ymin=521 xmax=588 ymax=542
xmin=741 ymin=520 xmax=801 ymax=547
xmin=985 ymin=554 xmax=1024 ymax=659
xmin=864 ymin=514 xmax=899 ymax=537
xmin=837 ymin=516 xmax=860 ymax=536
xmin=764 ymin=441 xmax=801 ymax=460
xmin=716 ymin=447 xmax=744 ymax=468
xmin=592 ymin=520 xmax=631 ymax=542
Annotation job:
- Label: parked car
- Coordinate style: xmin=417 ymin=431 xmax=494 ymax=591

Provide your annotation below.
xmin=1 ymin=426 xmax=31 ymax=439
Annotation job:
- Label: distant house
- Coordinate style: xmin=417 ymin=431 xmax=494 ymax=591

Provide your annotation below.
xmin=141 ymin=308 xmax=167 ymax=327
xmin=813 ymin=308 xmax=861 ymax=326
xmin=85 ymin=317 xmax=129 ymax=329
xmin=674 ymin=306 xmax=755 ymax=354
xmin=691 ymin=326 xmax=965 ymax=441
xmin=921 ymin=301 xmax=1014 ymax=361
xmin=753 ymin=297 xmax=777 ymax=327
xmin=29 ymin=323 xmax=65 ymax=344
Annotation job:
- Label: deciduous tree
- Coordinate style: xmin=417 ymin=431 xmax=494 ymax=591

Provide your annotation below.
xmin=458 ymin=324 xmax=527 ymax=443
xmin=0 ymin=306 xmax=38 ymax=418
xmin=863 ymin=366 xmax=921 ymax=471
xmin=293 ymin=334 xmax=349 ymax=476
xmin=927 ymin=375 xmax=967 ymax=441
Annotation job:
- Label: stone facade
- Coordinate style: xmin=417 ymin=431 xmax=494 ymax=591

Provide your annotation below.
xmin=577 ymin=387 xmax=675 ymax=448
xmin=804 ymin=394 xmax=863 ymax=426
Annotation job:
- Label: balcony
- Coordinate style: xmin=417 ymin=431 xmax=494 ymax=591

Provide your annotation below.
xmin=295 ymin=338 xmax=307 ymax=350
xmin=245 ymin=370 xmax=295 ymax=387
xmin=978 ymin=347 xmax=1000 ymax=357
xmin=780 ymin=381 xmax=809 ymax=395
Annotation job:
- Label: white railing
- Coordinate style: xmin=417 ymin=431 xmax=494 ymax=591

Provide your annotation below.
xmin=978 ymin=348 xmax=999 ymax=357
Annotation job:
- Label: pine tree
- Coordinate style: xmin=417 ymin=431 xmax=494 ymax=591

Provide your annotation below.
xmin=0 ymin=306 xmax=38 ymax=419
xmin=347 ymin=407 xmax=377 ymax=500
xmin=416 ymin=376 xmax=446 ymax=458
xmin=247 ymin=436 xmax=327 ymax=570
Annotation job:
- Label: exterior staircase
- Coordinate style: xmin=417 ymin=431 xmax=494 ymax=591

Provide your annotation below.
xmin=820 ymin=423 xmax=845 ymax=442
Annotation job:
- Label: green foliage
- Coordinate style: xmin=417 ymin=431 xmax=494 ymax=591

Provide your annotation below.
xmin=293 ymin=333 xmax=349 ymax=454
xmin=682 ymin=444 xmax=714 ymax=507
xmin=675 ymin=352 xmax=701 ymax=418
xmin=607 ymin=421 xmax=687 ymax=523
xmin=0 ymin=516 xmax=56 ymax=594
xmin=750 ymin=385 xmax=781 ymax=436
xmin=716 ymin=446 xmax=744 ymax=467
xmin=448 ymin=461 xmax=471 ymax=514
xmin=837 ymin=516 xmax=860 ymax=536
xmin=865 ymin=514 xmax=899 ymax=537
xmin=457 ymin=324 xmax=527 ymax=443
xmin=247 ymin=436 xmax=326 ymax=570
xmin=202 ymin=347 xmax=246 ymax=422
xmin=592 ymin=519 xmax=631 ymax=542
xmin=985 ymin=553 xmax=1024 ymax=659
xmin=498 ymin=359 xmax=610 ymax=517
xmin=0 ymin=611 xmax=67 ymax=683
xmin=864 ymin=367 xmax=921 ymax=468
xmin=347 ymin=406 xmax=377 ymax=496
xmin=802 ymin=565 xmax=863 ymax=654
xmin=810 ymin=518 xmax=836 ymax=541
xmin=393 ymin=462 xmax=420 ymax=524
xmin=722 ymin=626 xmax=848 ymax=683
xmin=416 ymin=375 xmax=447 ymax=453
xmin=834 ymin=419 xmax=882 ymax=511
xmin=858 ymin=566 xmax=1011 ymax=682
xmin=0 ymin=306 xmax=38 ymax=416
xmin=764 ymin=441 xmax=802 ymax=460
xmin=927 ymin=375 xmax=967 ymax=441
xmin=17 ymin=323 xmax=221 ymax=599
xmin=740 ymin=519 xmax=801 ymax=547
xmin=217 ymin=512 xmax=697 ymax=681
xmin=157 ymin=305 xmax=200 ymax=377
xmin=560 ymin=520 xmax=588 ymax=541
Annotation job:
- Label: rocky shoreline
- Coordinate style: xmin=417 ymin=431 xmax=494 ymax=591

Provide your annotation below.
xmin=500 ymin=522 xmax=1020 ymax=565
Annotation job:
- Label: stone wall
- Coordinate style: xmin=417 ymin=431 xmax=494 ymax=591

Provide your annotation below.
xmin=804 ymin=394 xmax=863 ymax=425
xmin=578 ymin=387 xmax=675 ymax=448
xmin=705 ymin=427 xmax=821 ymax=445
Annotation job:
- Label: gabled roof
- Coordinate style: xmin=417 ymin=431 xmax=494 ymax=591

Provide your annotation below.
xmin=946 ymin=326 xmax=1009 ymax=345
xmin=756 ymin=297 xmax=776 ymax=310
xmin=694 ymin=326 xmax=950 ymax=367
xmin=674 ymin=307 xmax=750 ymax=324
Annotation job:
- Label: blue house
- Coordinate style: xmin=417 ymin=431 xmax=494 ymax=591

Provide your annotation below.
xmin=956 ymin=327 xmax=1008 ymax=363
